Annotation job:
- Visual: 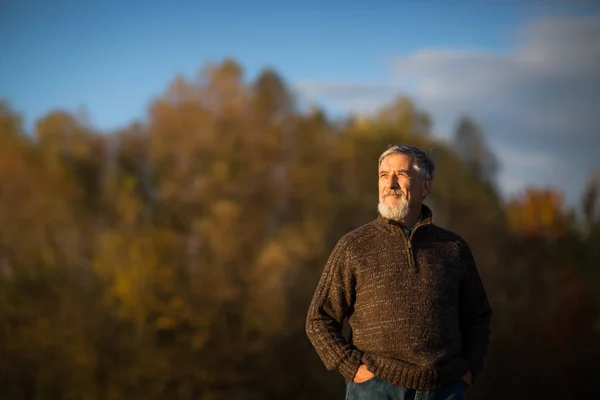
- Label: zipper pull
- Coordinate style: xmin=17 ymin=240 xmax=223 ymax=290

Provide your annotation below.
xmin=406 ymin=239 xmax=416 ymax=272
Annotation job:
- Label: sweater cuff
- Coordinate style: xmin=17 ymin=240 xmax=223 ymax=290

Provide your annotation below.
xmin=337 ymin=349 xmax=364 ymax=381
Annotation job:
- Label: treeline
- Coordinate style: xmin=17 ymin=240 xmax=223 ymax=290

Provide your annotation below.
xmin=0 ymin=59 xmax=599 ymax=399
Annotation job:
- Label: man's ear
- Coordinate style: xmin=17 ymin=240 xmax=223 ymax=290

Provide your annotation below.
xmin=421 ymin=179 xmax=432 ymax=199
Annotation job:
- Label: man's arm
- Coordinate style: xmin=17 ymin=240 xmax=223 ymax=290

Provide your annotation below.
xmin=305 ymin=239 xmax=364 ymax=381
xmin=458 ymin=241 xmax=493 ymax=384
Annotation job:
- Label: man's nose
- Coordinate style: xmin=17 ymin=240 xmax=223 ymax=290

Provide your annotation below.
xmin=389 ymin=174 xmax=400 ymax=188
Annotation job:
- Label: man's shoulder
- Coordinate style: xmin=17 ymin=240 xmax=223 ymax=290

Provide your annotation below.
xmin=423 ymin=225 xmax=475 ymax=263
xmin=426 ymin=224 xmax=469 ymax=246
xmin=336 ymin=218 xmax=382 ymax=249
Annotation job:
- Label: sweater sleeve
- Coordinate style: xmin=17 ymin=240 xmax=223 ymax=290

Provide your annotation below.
xmin=458 ymin=241 xmax=492 ymax=384
xmin=305 ymin=238 xmax=363 ymax=381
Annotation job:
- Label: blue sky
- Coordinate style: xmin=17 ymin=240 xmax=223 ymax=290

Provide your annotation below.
xmin=1 ymin=0 xmax=599 ymax=206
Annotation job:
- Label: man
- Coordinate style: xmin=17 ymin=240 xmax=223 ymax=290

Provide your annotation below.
xmin=306 ymin=145 xmax=492 ymax=399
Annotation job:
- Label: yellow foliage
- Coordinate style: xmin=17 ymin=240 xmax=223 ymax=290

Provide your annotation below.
xmin=92 ymin=229 xmax=183 ymax=332
xmin=154 ymin=315 xmax=177 ymax=330
xmin=506 ymin=188 xmax=568 ymax=237
xmin=244 ymin=240 xmax=289 ymax=337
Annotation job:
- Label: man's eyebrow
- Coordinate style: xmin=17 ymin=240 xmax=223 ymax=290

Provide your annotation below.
xmin=379 ymin=169 xmax=412 ymax=175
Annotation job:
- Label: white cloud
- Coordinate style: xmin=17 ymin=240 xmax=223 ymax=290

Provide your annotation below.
xmin=514 ymin=16 xmax=600 ymax=77
xmin=294 ymin=15 xmax=600 ymax=206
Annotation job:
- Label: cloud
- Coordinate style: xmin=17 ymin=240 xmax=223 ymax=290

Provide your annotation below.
xmin=296 ymin=81 xmax=399 ymax=116
xmin=514 ymin=16 xmax=600 ymax=78
xmin=295 ymin=15 xmax=600 ymax=206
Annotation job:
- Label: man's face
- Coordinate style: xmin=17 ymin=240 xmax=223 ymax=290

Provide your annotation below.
xmin=378 ymin=154 xmax=430 ymax=217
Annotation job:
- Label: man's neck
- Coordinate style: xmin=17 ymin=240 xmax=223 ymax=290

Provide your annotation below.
xmin=398 ymin=207 xmax=422 ymax=230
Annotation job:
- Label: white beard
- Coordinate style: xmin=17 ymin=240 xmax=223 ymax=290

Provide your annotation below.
xmin=378 ymin=196 xmax=410 ymax=221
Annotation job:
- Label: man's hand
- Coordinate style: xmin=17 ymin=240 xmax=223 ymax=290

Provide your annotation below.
xmin=462 ymin=370 xmax=472 ymax=386
xmin=353 ymin=364 xmax=375 ymax=383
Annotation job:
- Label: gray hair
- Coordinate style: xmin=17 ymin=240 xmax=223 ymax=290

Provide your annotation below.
xmin=378 ymin=144 xmax=435 ymax=180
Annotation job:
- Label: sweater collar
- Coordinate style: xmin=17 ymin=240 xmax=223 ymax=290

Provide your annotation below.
xmin=375 ymin=204 xmax=433 ymax=238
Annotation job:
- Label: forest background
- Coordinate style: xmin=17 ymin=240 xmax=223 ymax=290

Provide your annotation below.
xmin=1 ymin=58 xmax=599 ymax=399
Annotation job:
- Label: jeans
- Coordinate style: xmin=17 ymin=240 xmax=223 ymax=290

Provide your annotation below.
xmin=345 ymin=376 xmax=468 ymax=400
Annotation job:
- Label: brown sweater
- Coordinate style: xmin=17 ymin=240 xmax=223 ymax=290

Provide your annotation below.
xmin=305 ymin=205 xmax=492 ymax=390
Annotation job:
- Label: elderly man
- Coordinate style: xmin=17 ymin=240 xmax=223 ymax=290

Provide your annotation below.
xmin=306 ymin=145 xmax=492 ymax=399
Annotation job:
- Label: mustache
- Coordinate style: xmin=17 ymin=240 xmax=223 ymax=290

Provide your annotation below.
xmin=382 ymin=189 xmax=403 ymax=197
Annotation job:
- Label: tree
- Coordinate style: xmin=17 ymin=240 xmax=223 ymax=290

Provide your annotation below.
xmin=453 ymin=115 xmax=499 ymax=186
xmin=505 ymin=188 xmax=569 ymax=238
xmin=373 ymin=96 xmax=432 ymax=137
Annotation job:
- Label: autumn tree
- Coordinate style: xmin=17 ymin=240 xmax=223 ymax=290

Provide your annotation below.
xmin=453 ymin=115 xmax=499 ymax=187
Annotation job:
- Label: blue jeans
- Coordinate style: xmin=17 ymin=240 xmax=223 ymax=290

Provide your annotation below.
xmin=345 ymin=376 xmax=468 ymax=400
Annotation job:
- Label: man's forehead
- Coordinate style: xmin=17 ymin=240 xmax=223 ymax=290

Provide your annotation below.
xmin=379 ymin=154 xmax=412 ymax=171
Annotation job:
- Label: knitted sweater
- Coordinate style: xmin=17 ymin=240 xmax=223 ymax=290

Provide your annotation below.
xmin=305 ymin=205 xmax=492 ymax=390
